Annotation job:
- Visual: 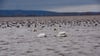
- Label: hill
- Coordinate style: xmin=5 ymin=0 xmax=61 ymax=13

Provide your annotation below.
xmin=0 ymin=10 xmax=100 ymax=17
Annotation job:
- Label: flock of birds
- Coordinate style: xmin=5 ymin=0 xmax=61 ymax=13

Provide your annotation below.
xmin=0 ymin=18 xmax=100 ymax=29
xmin=0 ymin=19 xmax=73 ymax=38
xmin=0 ymin=18 xmax=100 ymax=38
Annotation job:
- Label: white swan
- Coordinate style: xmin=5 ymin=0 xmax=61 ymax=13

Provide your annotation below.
xmin=57 ymin=31 xmax=67 ymax=37
xmin=37 ymin=33 xmax=47 ymax=37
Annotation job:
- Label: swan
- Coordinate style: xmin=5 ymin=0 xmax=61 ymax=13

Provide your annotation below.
xmin=37 ymin=33 xmax=47 ymax=37
xmin=57 ymin=31 xmax=67 ymax=37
